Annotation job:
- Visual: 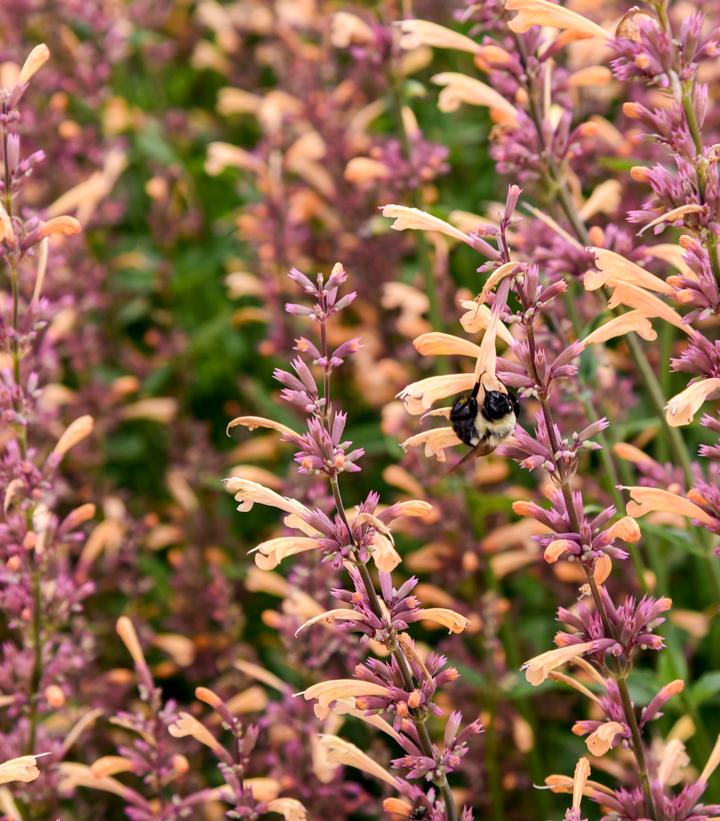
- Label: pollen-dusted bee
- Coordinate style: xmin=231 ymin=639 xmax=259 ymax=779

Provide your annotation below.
xmin=449 ymin=379 xmax=519 ymax=471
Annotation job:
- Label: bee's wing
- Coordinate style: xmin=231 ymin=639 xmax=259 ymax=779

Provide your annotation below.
xmin=446 ymin=442 xmax=495 ymax=475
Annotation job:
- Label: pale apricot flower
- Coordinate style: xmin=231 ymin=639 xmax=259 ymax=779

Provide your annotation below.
xmin=607 ymin=283 xmax=688 ymax=331
xmin=583 ymin=311 xmax=657 ymax=345
xmin=586 ymin=248 xmax=673 ymax=294
xmin=205 ymin=142 xmax=263 ymax=176
xmin=224 ymin=478 xmax=311 ymax=517
xmin=398 ymin=372 xmax=475 ymax=414
xmin=0 ymin=754 xmax=44 ymax=784
xmin=605 ymin=516 xmax=642 ymax=543
xmin=344 ymin=157 xmax=389 ymax=185
xmin=505 ymin=0 xmax=610 ymax=39
xmin=330 ymin=12 xmax=374 ymax=48
xmin=49 ymin=414 xmax=93 ymax=462
xmin=252 ymin=536 xmax=323 ymax=570
xmin=625 ymin=487 xmax=714 ymax=526
xmin=638 ymin=203 xmax=703 ymax=236
xmin=382 ymin=204 xmax=472 ymax=244
xmin=420 ymin=607 xmax=470 ymax=634
xmin=523 ymin=641 xmax=596 ymax=685
xmin=316 ymin=734 xmax=401 ymax=788
xmin=18 ymin=44 xmax=50 ymax=86
xmin=584 ymin=721 xmax=624 ymax=756
xmin=571 ymin=758 xmax=591 ymax=812
xmin=397 ymin=20 xmax=481 ymax=54
xmin=37 ymin=216 xmax=82 ymax=240
xmin=168 ymin=713 xmax=225 ymax=757
xmin=266 ymin=797 xmax=308 ymax=821
xmin=400 ymin=427 xmax=461 ymax=462
xmin=116 ymin=616 xmax=146 ymax=670
xmin=459 ymin=300 xmax=514 ymax=343
xmin=432 ymin=72 xmax=519 ymax=125
xmin=666 ymin=378 xmax=720 ymax=427
xmin=299 ymin=680 xmax=393 ymax=719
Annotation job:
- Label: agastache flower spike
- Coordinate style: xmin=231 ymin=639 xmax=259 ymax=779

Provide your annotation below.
xmin=228 ymin=264 xmax=480 ymax=821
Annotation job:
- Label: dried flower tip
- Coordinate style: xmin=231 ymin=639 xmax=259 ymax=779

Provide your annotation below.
xmin=18 ymin=44 xmax=50 ymax=85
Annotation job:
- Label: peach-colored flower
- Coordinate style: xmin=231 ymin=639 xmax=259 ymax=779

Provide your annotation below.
xmin=316 ymin=734 xmax=401 ymax=788
xmin=205 ymin=142 xmax=263 ymax=175
xmin=505 ymin=0 xmax=610 ymax=39
xmin=299 ymin=680 xmax=393 ymax=720
xmin=153 ymin=634 xmax=195 ymax=667
xmin=666 ymin=378 xmax=720 ymax=427
xmin=252 ymin=536 xmax=322 ymax=570
xmin=397 ymin=20 xmax=481 ymax=54
xmin=37 ymin=216 xmax=82 ymax=240
xmin=57 ymin=762 xmax=136 ymax=800
xmin=569 ymin=66 xmax=613 ymax=88
xmin=605 ymin=516 xmax=642 ymax=542
xmin=116 ymin=616 xmax=146 ymax=670
xmin=523 ymin=641 xmax=596 ymax=685
xmin=90 ymin=756 xmax=134 ymax=778
xmin=638 ymin=203 xmax=704 ymax=236
xmin=401 ymin=427 xmax=461 ymax=462
xmin=583 ymin=721 xmax=624 ymax=756
xmin=607 ymin=283 xmax=688 ymax=331
xmin=459 ymin=300 xmax=514 ymax=343
xmin=18 ymin=44 xmax=50 ymax=85
xmin=578 ymin=181 xmax=620 ymax=221
xmin=586 ymin=248 xmax=673 ymax=294
xmin=657 ymin=738 xmax=690 ymax=787
xmin=266 ymin=798 xmax=308 ymax=821
xmin=543 ymin=539 xmax=577 ymax=564
xmin=625 ymin=487 xmax=714 ymax=525
xmin=235 ymin=660 xmax=288 ymax=693
xmin=382 ymin=204 xmax=472 ymax=244
xmin=398 ymin=372 xmax=475 ymax=414
xmin=419 ymin=608 xmax=470 ymax=634
xmin=699 ymin=734 xmax=720 ymax=785
xmin=432 ymin=72 xmax=519 ymax=124
xmin=330 ymin=12 xmax=374 ymax=48
xmin=413 ymin=332 xmax=482 ymax=358
xmin=583 ymin=311 xmax=657 ymax=345
xmin=224 ymin=478 xmax=311 ymax=518
xmin=226 ymin=414 xmax=299 ymax=439
xmin=0 ymin=755 xmax=44 ymax=784
xmin=168 ymin=713 xmax=225 ymax=757
xmin=572 ymin=758 xmax=591 ymax=811
xmin=344 ymin=157 xmax=389 ymax=185
xmin=49 ymin=414 xmax=94 ymax=462
xmin=370 ymin=531 xmax=402 ymax=572
xmin=121 ymin=398 xmax=178 ymax=423
xmin=296 ymin=608 xmax=365 ymax=635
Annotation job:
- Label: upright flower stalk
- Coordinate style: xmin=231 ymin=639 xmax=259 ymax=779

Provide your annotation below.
xmin=227 ymin=263 xmax=481 ymax=821
xmin=396 ymin=186 xmax=720 ymax=821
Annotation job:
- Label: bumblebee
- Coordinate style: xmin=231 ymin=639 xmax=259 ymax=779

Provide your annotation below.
xmin=449 ymin=380 xmax=519 ymax=470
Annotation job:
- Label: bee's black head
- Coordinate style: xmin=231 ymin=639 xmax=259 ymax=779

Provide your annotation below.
xmin=481 ymin=389 xmax=519 ymax=422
